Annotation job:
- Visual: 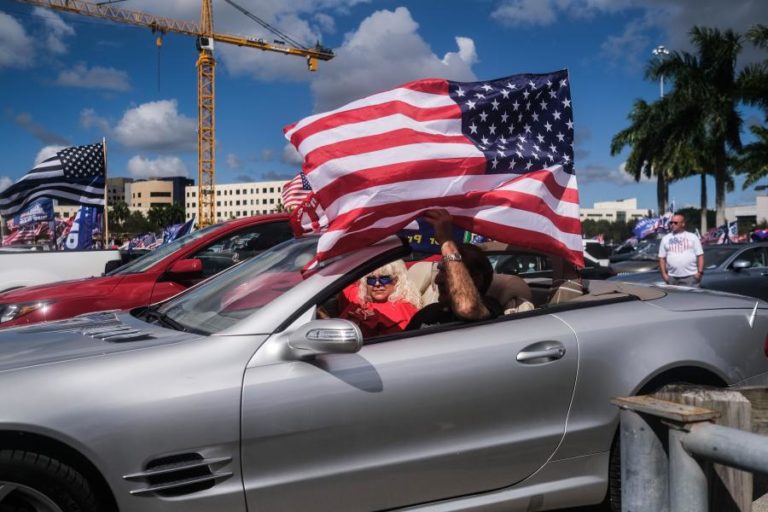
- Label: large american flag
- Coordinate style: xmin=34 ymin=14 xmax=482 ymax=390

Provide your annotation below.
xmin=281 ymin=172 xmax=312 ymax=211
xmin=284 ymin=70 xmax=583 ymax=267
xmin=0 ymin=142 xmax=106 ymax=217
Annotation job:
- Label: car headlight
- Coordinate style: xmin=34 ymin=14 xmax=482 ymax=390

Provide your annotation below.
xmin=0 ymin=301 xmax=52 ymax=323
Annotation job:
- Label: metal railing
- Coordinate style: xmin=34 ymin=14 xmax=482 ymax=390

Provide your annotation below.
xmin=612 ymin=395 xmax=768 ymax=512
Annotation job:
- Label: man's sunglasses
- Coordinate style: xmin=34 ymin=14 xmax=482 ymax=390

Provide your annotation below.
xmin=669 ymin=221 xmax=681 ymax=225
xmin=366 ymin=275 xmax=394 ymax=286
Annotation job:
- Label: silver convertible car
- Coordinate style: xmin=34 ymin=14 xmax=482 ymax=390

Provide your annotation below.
xmin=1 ymin=235 xmax=767 ymax=512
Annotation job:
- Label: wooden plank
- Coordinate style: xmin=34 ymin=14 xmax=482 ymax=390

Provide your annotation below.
xmin=654 ymin=384 xmax=752 ymax=512
xmin=732 ymin=386 xmax=768 ymax=503
xmin=611 ymin=394 xmax=720 ymax=423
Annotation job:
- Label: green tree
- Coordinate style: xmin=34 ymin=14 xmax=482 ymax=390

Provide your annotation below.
xmin=147 ymin=203 xmax=186 ymax=230
xmin=610 ymin=98 xmax=681 ymax=214
xmin=649 ymin=26 xmax=745 ymax=226
xmin=108 ymin=200 xmax=130 ymax=232
xmin=124 ymin=210 xmax=151 ymax=234
xmin=736 ymin=24 xmax=768 ymax=189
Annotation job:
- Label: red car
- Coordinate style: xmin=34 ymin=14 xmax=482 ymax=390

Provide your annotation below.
xmin=0 ymin=214 xmax=292 ymax=328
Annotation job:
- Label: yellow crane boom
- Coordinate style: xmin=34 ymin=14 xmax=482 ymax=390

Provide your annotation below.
xmin=15 ymin=0 xmax=334 ymax=226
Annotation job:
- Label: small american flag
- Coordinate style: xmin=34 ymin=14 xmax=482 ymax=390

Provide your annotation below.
xmin=0 ymin=142 xmax=106 ymax=217
xmin=284 ymin=70 xmax=583 ymax=267
xmin=281 ymin=172 xmax=312 ymax=212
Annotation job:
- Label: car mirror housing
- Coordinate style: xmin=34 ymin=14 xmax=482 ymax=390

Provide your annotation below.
xmin=732 ymin=259 xmax=751 ymax=271
xmin=167 ymin=258 xmax=203 ymax=275
xmin=288 ymin=319 xmax=363 ymax=358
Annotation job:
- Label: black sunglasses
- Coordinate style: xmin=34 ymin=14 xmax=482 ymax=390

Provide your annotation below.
xmin=366 ymin=275 xmax=394 ymax=286
xmin=669 ymin=221 xmax=681 ymax=225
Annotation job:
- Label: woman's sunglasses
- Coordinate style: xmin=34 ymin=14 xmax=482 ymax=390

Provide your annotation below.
xmin=366 ymin=275 xmax=394 ymax=286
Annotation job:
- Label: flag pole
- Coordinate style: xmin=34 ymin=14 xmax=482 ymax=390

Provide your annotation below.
xmin=102 ymin=137 xmax=109 ymax=247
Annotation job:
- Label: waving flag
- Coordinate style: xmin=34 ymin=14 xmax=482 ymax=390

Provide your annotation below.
xmin=0 ymin=142 xmax=106 ymax=217
xmin=281 ymin=173 xmax=312 ymax=212
xmin=284 ymin=70 xmax=582 ymax=267
xmin=163 ymin=216 xmax=195 ymax=244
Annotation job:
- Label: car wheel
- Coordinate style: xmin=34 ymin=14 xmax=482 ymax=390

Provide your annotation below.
xmin=606 ymin=434 xmax=621 ymax=512
xmin=0 ymin=450 xmax=100 ymax=512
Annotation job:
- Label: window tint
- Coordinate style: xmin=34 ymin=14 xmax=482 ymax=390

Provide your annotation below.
xmin=734 ymin=247 xmax=768 ymax=268
xmin=192 ymin=221 xmax=294 ymax=277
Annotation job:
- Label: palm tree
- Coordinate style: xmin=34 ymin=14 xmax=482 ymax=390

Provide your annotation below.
xmin=736 ymin=24 xmax=768 ymax=189
xmin=109 ymin=200 xmax=130 ymax=231
xmin=610 ymin=98 xmax=680 ymax=214
xmin=648 ymin=27 xmax=745 ymax=227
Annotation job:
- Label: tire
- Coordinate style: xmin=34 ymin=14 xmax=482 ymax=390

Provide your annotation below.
xmin=0 ymin=450 xmax=100 ymax=512
xmin=606 ymin=434 xmax=621 ymax=512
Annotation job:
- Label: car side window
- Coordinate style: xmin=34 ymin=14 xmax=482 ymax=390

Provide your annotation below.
xmin=735 ymin=248 xmax=768 ymax=268
xmin=192 ymin=221 xmax=293 ymax=277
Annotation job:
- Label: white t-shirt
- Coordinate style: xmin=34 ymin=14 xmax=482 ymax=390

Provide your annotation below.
xmin=658 ymin=231 xmax=704 ymax=277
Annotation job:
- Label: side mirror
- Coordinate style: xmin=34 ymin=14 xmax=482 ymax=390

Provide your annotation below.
xmin=167 ymin=258 xmax=203 ymax=276
xmin=288 ymin=319 xmax=363 ymax=358
xmin=731 ymin=259 xmax=751 ymax=271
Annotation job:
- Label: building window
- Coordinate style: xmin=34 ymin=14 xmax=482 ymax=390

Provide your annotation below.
xmin=236 ymin=189 xmax=240 ymax=195
xmin=270 ymin=198 xmax=275 ymax=204
xmin=236 ymin=200 xmax=241 ymax=206
xmin=269 ymin=187 xmax=275 ymax=193
xmin=262 ymin=188 xmax=267 ymax=194
xmin=217 ymin=201 xmax=221 ymax=207
xmin=216 ymin=190 xmax=221 ymax=196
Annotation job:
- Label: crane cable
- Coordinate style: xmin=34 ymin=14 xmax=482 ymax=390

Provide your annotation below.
xmin=221 ymin=0 xmax=308 ymax=50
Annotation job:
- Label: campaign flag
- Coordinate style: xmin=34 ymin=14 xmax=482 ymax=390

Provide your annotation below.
xmin=633 ymin=217 xmax=659 ymax=240
xmin=284 ymin=70 xmax=582 ymax=267
xmin=752 ymin=228 xmax=768 ymax=242
xmin=163 ymin=216 xmax=195 ymax=244
xmin=0 ymin=142 xmax=106 ymax=217
xmin=399 ymin=219 xmax=470 ymax=254
xmin=281 ymin=173 xmax=312 ymax=212
xmin=64 ymin=206 xmax=101 ymax=250
xmin=10 ymin=198 xmax=54 ymax=228
xmin=2 ymin=222 xmax=49 ymax=246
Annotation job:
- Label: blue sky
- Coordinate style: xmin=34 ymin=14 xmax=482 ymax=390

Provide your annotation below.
xmin=1 ymin=0 xmax=766 ymax=213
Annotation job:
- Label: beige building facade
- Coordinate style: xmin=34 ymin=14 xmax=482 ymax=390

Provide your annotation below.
xmin=184 ymin=181 xmax=286 ymax=221
xmin=579 ymin=198 xmax=650 ymax=222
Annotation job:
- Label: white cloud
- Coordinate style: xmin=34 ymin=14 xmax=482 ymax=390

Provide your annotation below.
xmin=56 ymin=63 xmax=131 ymax=92
xmin=260 ymin=149 xmax=274 ymax=161
xmin=127 ymin=155 xmax=189 ymax=179
xmin=310 ymin=7 xmax=477 ymax=111
xmin=491 ymin=0 xmax=557 ymax=26
xmin=226 ymin=153 xmax=241 ymax=169
xmin=282 ymin=143 xmax=303 ymax=165
xmin=0 ymin=176 xmax=13 ymax=193
xmin=0 ymin=13 xmax=34 ymax=69
xmin=114 ymin=100 xmax=196 ymax=151
xmin=578 ymin=161 xmax=654 ymax=186
xmin=80 ymin=108 xmax=111 ymax=134
xmin=34 ymin=145 xmax=67 ymax=166
xmin=32 ymin=7 xmax=74 ymax=55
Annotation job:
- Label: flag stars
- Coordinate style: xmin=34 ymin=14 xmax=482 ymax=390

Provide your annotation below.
xmin=532 ymin=112 xmax=539 ymax=122
xmin=466 ymin=100 xmax=476 ymax=110
xmin=552 ymin=110 xmax=562 ymax=120
xmin=469 ymin=122 xmax=478 ymax=134
xmin=566 ymin=119 xmax=574 ymax=130
xmin=528 ymin=80 xmax=536 ymax=89
xmin=479 ymin=111 xmax=488 ymax=122
xmin=544 ymin=121 xmax=553 ymax=132
xmin=522 ymin=90 xmax=530 ymax=99
xmin=549 ymin=144 xmax=557 ymax=153
xmin=491 ymin=98 xmax=500 ymax=110
xmin=539 ymin=100 xmax=548 ymax=110
xmin=549 ymin=89 xmax=558 ymax=99
xmin=536 ymin=133 xmax=545 ymax=143
xmin=562 ymin=98 xmax=571 ymax=109
xmin=455 ymin=87 xmax=466 ymax=97
xmin=474 ymin=92 xmax=486 ymax=99
xmin=556 ymin=132 xmax=565 ymax=142
xmin=512 ymin=100 xmax=520 ymax=111
xmin=501 ymin=112 xmax=509 ymax=123
xmin=489 ymin=124 xmax=497 ymax=135
xmin=523 ymin=124 xmax=532 ymax=134
xmin=481 ymin=84 xmax=493 ymax=92
xmin=560 ymin=78 xmax=568 ymax=88
xmin=563 ymin=154 xmax=571 ymax=163
xmin=500 ymin=89 xmax=510 ymax=99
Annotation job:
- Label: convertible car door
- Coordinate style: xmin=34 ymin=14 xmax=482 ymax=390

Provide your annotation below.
xmin=241 ymin=313 xmax=578 ymax=511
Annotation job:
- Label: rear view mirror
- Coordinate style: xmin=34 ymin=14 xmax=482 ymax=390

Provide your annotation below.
xmin=732 ymin=259 xmax=750 ymax=271
xmin=167 ymin=258 xmax=203 ymax=276
xmin=288 ymin=319 xmax=363 ymax=359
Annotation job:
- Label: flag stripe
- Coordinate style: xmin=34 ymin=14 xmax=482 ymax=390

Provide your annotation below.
xmin=309 ymin=142 xmax=484 ymax=192
xmin=293 ymin=104 xmax=462 ymax=155
xmin=303 ymin=128 xmax=469 ymax=176
xmin=285 ymin=79 xmax=453 ymax=140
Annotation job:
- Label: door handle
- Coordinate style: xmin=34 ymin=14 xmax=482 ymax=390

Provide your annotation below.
xmin=517 ymin=342 xmax=566 ymax=364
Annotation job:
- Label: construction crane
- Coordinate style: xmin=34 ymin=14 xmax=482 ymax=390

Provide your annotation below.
xmin=15 ymin=0 xmax=334 ymax=226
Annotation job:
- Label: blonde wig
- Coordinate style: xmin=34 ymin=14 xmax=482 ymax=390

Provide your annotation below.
xmin=358 ymin=259 xmax=422 ymax=308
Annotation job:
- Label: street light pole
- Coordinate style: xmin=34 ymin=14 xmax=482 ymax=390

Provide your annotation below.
xmin=652 ymin=45 xmax=670 ymax=98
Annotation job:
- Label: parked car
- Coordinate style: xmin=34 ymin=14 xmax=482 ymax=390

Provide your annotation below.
xmin=481 ymin=241 xmax=616 ymax=279
xmin=0 ymin=234 xmax=766 ymax=512
xmin=612 ymin=242 xmax=768 ymax=302
xmin=0 ymin=214 xmax=292 ymax=328
xmin=609 ymin=238 xmax=661 ymax=263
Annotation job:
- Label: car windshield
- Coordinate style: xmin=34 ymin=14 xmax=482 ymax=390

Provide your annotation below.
xmin=109 ymin=223 xmax=223 ymax=275
xmin=704 ymin=247 xmax=738 ymax=268
xmin=628 ymin=240 xmax=660 ymax=260
xmin=153 ymin=236 xmax=318 ymax=335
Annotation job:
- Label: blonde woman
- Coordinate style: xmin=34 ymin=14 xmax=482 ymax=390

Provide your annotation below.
xmin=338 ymin=259 xmax=422 ymax=338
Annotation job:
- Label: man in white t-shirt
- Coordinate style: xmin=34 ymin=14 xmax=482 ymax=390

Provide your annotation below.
xmin=658 ymin=214 xmax=705 ymax=287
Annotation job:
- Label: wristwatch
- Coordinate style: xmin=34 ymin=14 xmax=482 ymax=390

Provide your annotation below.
xmin=442 ymin=253 xmax=462 ymax=263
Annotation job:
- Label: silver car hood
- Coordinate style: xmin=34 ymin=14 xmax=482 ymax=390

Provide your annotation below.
xmin=0 ymin=311 xmax=189 ymax=373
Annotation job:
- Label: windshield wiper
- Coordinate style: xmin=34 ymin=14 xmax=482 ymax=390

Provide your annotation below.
xmin=141 ymin=308 xmax=188 ymax=332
